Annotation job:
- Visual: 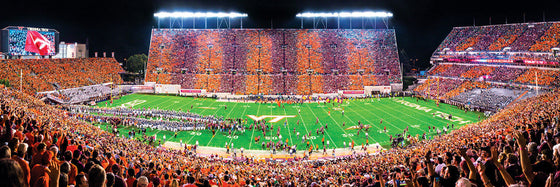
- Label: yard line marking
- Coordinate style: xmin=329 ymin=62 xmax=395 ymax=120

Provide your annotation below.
xmin=304 ymin=103 xmax=338 ymax=148
xmin=227 ymin=102 xmax=241 ymax=145
xmin=313 ymin=103 xmax=356 ymax=147
xmin=281 ymin=105 xmax=294 ymax=150
xmin=341 ymin=100 xmax=390 ymax=143
xmin=248 ymin=102 xmax=261 ymax=149
xmin=353 ymin=99 xmax=425 ymax=134
xmin=205 ymin=101 xmax=238 ymax=147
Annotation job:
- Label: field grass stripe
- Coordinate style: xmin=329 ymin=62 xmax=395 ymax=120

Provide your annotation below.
xmin=368 ymin=99 xmax=426 ymax=132
xmin=281 ymin=104 xmax=294 ymax=148
xmin=313 ymin=103 xmax=354 ymax=147
xmin=378 ymin=98 xmax=449 ymax=132
xmin=248 ymin=101 xmax=262 ymax=149
xmin=173 ymin=96 xmax=201 ymax=112
xmin=348 ymin=99 xmax=405 ymax=132
xmin=389 ymin=97 xmax=477 ymax=123
xmin=137 ymin=94 xmax=174 ymax=109
xmin=199 ymin=100 xmax=221 ymax=146
xmin=304 ymin=103 xmax=338 ymax=149
xmin=227 ymin=102 xmax=241 ymax=145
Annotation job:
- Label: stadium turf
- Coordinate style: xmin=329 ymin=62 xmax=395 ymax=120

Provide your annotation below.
xmin=97 ymin=94 xmax=484 ymax=150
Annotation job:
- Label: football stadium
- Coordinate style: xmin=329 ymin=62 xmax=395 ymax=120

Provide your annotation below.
xmin=0 ymin=0 xmax=559 ymax=186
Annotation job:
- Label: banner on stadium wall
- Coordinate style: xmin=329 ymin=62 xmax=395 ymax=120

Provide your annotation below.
xmin=144 ymin=82 xmax=157 ymax=88
xmin=131 ymin=85 xmax=154 ymax=93
xmin=180 ymin=89 xmax=202 ymax=93
xmin=364 ymin=86 xmax=391 ymax=94
xmin=154 ymin=84 xmax=181 ymax=94
xmin=342 ymin=90 xmax=365 ymax=94
xmin=179 ymin=89 xmax=206 ymax=96
xmin=445 ymin=57 xmax=559 ymax=66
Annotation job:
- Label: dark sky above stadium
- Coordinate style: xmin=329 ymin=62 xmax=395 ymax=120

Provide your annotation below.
xmin=2 ymin=0 xmax=559 ymax=71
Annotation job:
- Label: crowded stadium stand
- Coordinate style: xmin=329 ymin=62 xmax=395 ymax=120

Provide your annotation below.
xmin=432 ymin=22 xmax=560 ymax=65
xmin=415 ymin=22 xmax=560 ymax=112
xmin=3 ymin=12 xmax=560 ymax=187
xmin=145 ymin=29 xmax=402 ymax=95
xmin=41 ymin=83 xmax=122 ymax=105
xmin=1 ymin=78 xmax=559 ymax=186
xmin=0 ymin=58 xmax=124 ymax=95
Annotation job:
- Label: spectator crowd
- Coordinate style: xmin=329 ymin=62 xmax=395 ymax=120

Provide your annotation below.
xmin=0 ymin=58 xmax=124 ymax=95
xmin=436 ymin=22 xmax=560 ymax=53
xmin=416 ymin=62 xmax=559 ymax=111
xmin=145 ymin=29 xmax=401 ymax=95
xmin=0 ymin=81 xmax=559 ymax=186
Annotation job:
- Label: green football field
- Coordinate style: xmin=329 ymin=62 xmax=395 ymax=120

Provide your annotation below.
xmin=96 ymin=94 xmax=483 ymax=150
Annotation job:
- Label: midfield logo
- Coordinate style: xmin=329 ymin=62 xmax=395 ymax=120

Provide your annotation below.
xmin=246 ymin=115 xmax=296 ymax=122
xmin=120 ymin=99 xmax=147 ymax=108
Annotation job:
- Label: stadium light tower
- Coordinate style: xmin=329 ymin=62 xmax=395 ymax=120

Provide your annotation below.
xmin=295 ymin=11 xmax=393 ymax=18
xmin=296 ymin=11 xmax=393 ymax=29
xmin=154 ymin=11 xmax=248 ymax=18
xmin=154 ymin=11 xmax=248 ymax=29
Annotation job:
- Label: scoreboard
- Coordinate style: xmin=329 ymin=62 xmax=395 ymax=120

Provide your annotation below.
xmin=1 ymin=26 xmax=59 ymax=56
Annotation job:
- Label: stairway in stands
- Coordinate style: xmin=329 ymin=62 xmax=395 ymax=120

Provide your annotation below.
xmin=505 ymin=90 xmax=529 ymax=109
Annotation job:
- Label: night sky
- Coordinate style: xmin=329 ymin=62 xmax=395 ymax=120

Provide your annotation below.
xmin=2 ymin=0 xmax=559 ymax=71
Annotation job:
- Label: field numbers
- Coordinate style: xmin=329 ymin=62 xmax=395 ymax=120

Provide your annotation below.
xmin=226 ymin=135 xmax=238 ymax=139
xmin=189 ymin=132 xmax=202 ymax=136
xmin=198 ymin=107 xmax=216 ymax=110
xmin=265 ymin=136 xmax=278 ymax=140
xmin=246 ymin=115 xmax=296 ymax=122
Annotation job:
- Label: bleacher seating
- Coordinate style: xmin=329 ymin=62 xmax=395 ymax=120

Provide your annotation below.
xmin=0 ymin=58 xmax=124 ymax=95
xmin=416 ymin=62 xmax=558 ymax=111
xmin=515 ymin=68 xmax=560 ymax=86
xmin=419 ymin=22 xmax=560 ymax=111
xmin=1 ymin=80 xmax=559 ymax=186
xmin=436 ymin=22 xmax=560 ymax=52
xmin=146 ymin=29 xmax=401 ymax=94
